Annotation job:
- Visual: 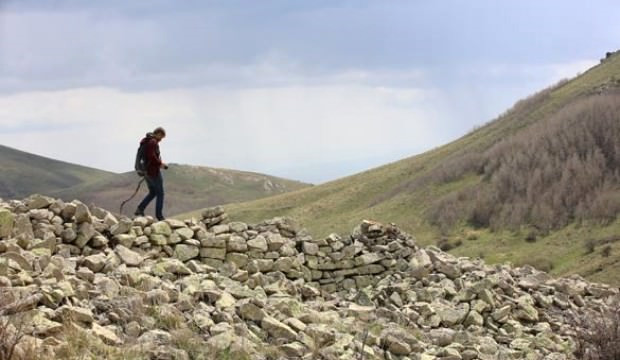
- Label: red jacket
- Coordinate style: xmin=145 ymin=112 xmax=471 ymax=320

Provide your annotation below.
xmin=141 ymin=135 xmax=162 ymax=177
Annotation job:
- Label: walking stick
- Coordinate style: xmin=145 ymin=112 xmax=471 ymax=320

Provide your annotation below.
xmin=119 ymin=177 xmax=146 ymax=215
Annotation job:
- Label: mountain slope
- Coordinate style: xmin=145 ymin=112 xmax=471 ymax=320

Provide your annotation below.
xmin=54 ymin=163 xmax=310 ymax=216
xmin=181 ymin=51 xmax=620 ymax=285
xmin=0 ymin=144 xmax=113 ymax=199
xmin=0 ymin=145 xmax=310 ymax=216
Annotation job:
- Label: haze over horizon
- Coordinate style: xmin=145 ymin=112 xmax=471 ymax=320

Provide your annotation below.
xmin=1 ymin=0 xmax=618 ymax=183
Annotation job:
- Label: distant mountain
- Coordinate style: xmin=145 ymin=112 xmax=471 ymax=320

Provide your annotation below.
xmin=53 ymin=163 xmax=310 ymax=217
xmin=183 ymin=51 xmax=620 ymax=285
xmin=0 ymin=145 xmax=310 ymax=216
xmin=0 ymin=144 xmax=113 ymax=199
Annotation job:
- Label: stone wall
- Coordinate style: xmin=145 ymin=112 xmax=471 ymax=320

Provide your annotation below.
xmin=1 ymin=194 xmax=619 ymax=359
xmin=1 ymin=195 xmax=421 ymax=294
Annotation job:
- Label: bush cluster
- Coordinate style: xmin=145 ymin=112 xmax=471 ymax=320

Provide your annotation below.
xmin=429 ymin=94 xmax=620 ymax=232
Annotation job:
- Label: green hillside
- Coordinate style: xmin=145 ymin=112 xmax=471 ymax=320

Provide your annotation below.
xmin=0 ymin=144 xmax=113 ymax=198
xmin=0 ymin=145 xmax=310 ymax=217
xmin=181 ymin=52 xmax=620 ymax=285
xmin=54 ymin=163 xmax=310 ymax=217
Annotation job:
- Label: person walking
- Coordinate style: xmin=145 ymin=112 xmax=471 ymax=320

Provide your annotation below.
xmin=135 ymin=127 xmax=168 ymax=220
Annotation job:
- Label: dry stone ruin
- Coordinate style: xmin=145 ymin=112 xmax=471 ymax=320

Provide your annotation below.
xmin=0 ymin=194 xmax=618 ymax=359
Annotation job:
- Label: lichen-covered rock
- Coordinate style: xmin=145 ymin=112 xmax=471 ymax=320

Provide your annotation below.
xmin=82 ymin=253 xmax=106 ymax=272
xmin=261 ymin=316 xmax=298 ymax=341
xmin=0 ymin=207 xmax=14 ymax=239
xmin=151 ymin=221 xmax=172 ymax=236
xmin=74 ymin=202 xmax=93 ymax=223
xmin=174 ymin=244 xmax=199 ymax=262
xmin=0 ymin=196 xmax=618 ymax=360
xmin=115 ymin=245 xmax=144 ymax=266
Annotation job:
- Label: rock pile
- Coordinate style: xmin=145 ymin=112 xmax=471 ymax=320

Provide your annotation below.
xmin=0 ymin=194 xmax=618 ymax=359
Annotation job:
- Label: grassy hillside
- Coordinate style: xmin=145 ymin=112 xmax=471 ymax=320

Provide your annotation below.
xmin=181 ymin=52 xmax=620 ymax=285
xmin=54 ymin=163 xmax=310 ymax=217
xmin=0 ymin=144 xmax=113 ymax=199
xmin=0 ymin=144 xmax=309 ymax=217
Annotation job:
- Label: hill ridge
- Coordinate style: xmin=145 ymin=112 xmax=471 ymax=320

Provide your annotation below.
xmin=0 ymin=144 xmax=310 ymax=216
xmin=183 ymin=52 xmax=620 ymax=285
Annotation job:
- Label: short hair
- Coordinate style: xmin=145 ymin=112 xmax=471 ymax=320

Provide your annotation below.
xmin=154 ymin=127 xmax=166 ymax=136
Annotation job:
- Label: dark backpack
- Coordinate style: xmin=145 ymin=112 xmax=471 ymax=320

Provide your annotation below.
xmin=135 ymin=141 xmax=148 ymax=177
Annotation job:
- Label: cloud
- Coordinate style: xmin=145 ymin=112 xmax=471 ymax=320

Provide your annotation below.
xmin=0 ymin=80 xmax=447 ymax=183
xmin=0 ymin=0 xmax=617 ymax=183
xmin=0 ymin=55 xmax=603 ymax=183
xmin=2 ymin=1 xmax=618 ymax=94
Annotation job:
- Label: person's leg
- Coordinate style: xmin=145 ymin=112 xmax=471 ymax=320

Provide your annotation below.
xmin=136 ymin=176 xmax=157 ymax=215
xmin=154 ymin=173 xmax=165 ymax=220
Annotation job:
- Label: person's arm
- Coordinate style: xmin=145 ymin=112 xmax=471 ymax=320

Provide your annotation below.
xmin=145 ymin=139 xmax=162 ymax=168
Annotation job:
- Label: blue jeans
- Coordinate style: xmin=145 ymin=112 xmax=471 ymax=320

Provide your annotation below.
xmin=137 ymin=173 xmax=165 ymax=219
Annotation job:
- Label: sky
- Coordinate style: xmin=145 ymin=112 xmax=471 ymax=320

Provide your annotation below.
xmin=0 ymin=1 xmax=618 ymax=183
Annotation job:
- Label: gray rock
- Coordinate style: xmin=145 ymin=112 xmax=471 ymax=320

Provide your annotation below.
xmin=175 ymin=227 xmax=194 ymax=241
xmin=75 ymin=222 xmax=95 ymax=248
xmin=74 ymin=202 xmax=93 ymax=223
xmin=82 ymin=253 xmax=107 ymax=272
xmin=247 ymin=236 xmax=268 ymax=252
xmin=201 ymin=247 xmax=226 ymax=260
xmin=174 ymin=244 xmax=199 ymax=262
xmin=151 ymin=221 xmax=172 ymax=236
xmin=238 ymin=302 xmax=266 ymax=321
xmin=211 ymin=224 xmax=230 ymax=235
xmin=228 ymin=235 xmax=248 ymax=252
xmin=92 ymin=323 xmax=122 ymax=345
xmin=261 ymin=316 xmax=298 ymax=341
xmin=115 ymin=245 xmax=144 ymax=266
xmin=0 ymin=208 xmax=14 ymax=239
xmin=26 ymin=194 xmax=54 ymax=210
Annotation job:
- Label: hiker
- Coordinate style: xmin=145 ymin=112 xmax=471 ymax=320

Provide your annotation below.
xmin=135 ymin=127 xmax=168 ymax=220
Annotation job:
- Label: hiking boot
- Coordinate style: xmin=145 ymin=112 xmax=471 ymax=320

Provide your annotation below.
xmin=157 ymin=216 xmax=166 ymax=221
xmin=134 ymin=209 xmax=145 ymax=217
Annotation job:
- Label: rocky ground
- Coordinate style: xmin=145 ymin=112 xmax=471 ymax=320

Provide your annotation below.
xmin=0 ymin=194 xmax=618 ymax=359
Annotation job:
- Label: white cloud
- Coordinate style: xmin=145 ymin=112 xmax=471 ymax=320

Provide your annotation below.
xmin=0 ymin=82 xmax=444 ymax=183
xmin=0 ymin=56 xmax=602 ymax=183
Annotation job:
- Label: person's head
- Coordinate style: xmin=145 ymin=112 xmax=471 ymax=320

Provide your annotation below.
xmin=153 ymin=127 xmax=166 ymax=141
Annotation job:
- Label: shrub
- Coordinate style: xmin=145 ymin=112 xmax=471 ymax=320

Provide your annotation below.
xmin=428 ymin=95 xmax=620 ymax=232
xmin=0 ymin=293 xmax=38 ymax=360
xmin=602 ymin=245 xmax=612 ymax=258
xmin=525 ymin=231 xmax=538 ymax=243
xmin=571 ymin=300 xmax=620 ymax=360
xmin=466 ymin=231 xmax=480 ymax=241
xmin=437 ymin=238 xmax=454 ymax=251
xmin=0 ymin=316 xmax=23 ymax=360
xmin=585 ymin=239 xmax=597 ymax=254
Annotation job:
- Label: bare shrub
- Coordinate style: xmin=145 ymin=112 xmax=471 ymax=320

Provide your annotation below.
xmin=429 ymin=95 xmax=620 ymax=232
xmin=585 ymin=239 xmax=597 ymax=254
xmin=0 ymin=292 xmax=40 ymax=360
xmin=601 ymin=245 xmax=612 ymax=258
xmin=0 ymin=316 xmax=24 ymax=360
xmin=525 ymin=231 xmax=538 ymax=243
xmin=437 ymin=238 xmax=454 ymax=252
xmin=55 ymin=322 xmax=146 ymax=360
xmin=570 ymin=301 xmax=620 ymax=360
